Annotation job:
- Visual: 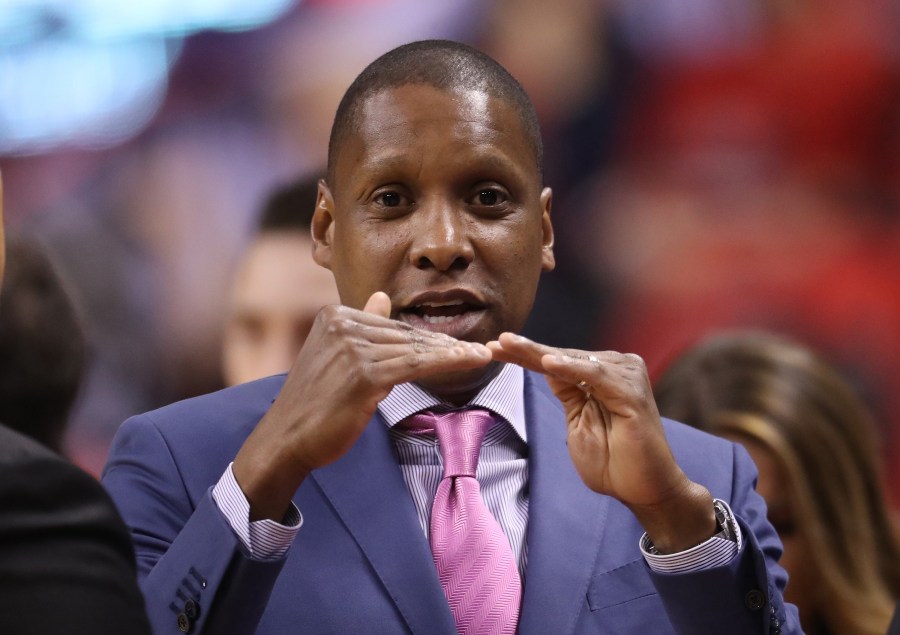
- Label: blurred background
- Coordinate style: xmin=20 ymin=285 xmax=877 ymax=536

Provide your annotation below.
xmin=2 ymin=0 xmax=899 ymax=502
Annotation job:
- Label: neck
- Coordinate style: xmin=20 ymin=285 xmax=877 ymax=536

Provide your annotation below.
xmin=416 ymin=361 xmax=504 ymax=406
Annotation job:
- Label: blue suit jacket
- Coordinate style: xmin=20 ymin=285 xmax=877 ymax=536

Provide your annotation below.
xmin=102 ymin=371 xmax=801 ymax=634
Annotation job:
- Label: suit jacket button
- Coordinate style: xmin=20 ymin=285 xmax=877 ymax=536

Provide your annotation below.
xmin=184 ymin=598 xmax=200 ymax=620
xmin=177 ymin=612 xmax=192 ymax=633
xmin=745 ymin=589 xmax=766 ymax=611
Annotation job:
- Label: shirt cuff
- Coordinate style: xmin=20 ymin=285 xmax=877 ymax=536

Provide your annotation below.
xmin=211 ymin=462 xmax=302 ymax=561
xmin=639 ymin=499 xmax=742 ymax=573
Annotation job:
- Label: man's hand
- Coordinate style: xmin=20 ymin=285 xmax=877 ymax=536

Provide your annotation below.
xmin=487 ymin=333 xmax=716 ymax=554
xmin=233 ymin=291 xmax=491 ymax=521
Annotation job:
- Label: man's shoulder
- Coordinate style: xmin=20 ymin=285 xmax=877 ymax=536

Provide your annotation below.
xmin=0 ymin=424 xmax=98 ymax=494
xmin=660 ymin=417 xmax=751 ymax=498
xmin=0 ymin=427 xmax=151 ymax=634
xmin=0 ymin=423 xmax=129 ymax=541
xmin=133 ymin=374 xmax=287 ymax=434
xmin=0 ymin=422 xmax=56 ymax=464
xmin=106 ymin=374 xmax=288 ymax=479
xmin=660 ymin=417 xmax=734 ymax=451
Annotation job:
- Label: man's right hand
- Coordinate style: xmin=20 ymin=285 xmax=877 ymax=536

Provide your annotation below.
xmin=232 ymin=291 xmax=491 ymax=521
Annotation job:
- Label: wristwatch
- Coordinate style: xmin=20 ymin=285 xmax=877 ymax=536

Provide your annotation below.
xmin=713 ymin=499 xmax=738 ymax=543
xmin=641 ymin=499 xmax=738 ymax=555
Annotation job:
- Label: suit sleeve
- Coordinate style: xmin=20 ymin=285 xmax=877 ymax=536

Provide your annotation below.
xmin=102 ymin=413 xmax=288 ymax=635
xmin=0 ymin=427 xmax=151 ymax=635
xmin=647 ymin=442 xmax=803 ymax=634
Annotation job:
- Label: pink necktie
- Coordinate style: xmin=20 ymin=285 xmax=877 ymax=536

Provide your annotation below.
xmin=404 ymin=409 xmax=522 ymax=635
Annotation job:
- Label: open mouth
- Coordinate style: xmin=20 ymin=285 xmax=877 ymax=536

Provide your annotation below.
xmin=408 ymin=300 xmax=472 ymax=324
xmin=398 ymin=291 xmax=487 ymax=338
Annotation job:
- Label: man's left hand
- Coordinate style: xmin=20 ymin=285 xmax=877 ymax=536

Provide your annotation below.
xmin=487 ymin=333 xmax=717 ymax=553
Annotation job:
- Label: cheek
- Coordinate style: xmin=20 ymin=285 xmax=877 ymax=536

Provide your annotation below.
xmin=480 ymin=235 xmax=544 ymax=332
xmin=483 ymin=218 xmax=545 ymax=265
xmin=333 ymin=226 xmax=409 ymax=301
xmin=498 ymin=228 xmax=548 ymax=289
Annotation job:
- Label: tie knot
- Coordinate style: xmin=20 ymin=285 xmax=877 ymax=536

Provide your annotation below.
xmin=404 ymin=408 xmax=495 ymax=478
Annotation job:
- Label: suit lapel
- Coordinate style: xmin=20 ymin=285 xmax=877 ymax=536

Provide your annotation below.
xmin=309 ymin=413 xmax=456 ymax=635
xmin=305 ymin=373 xmax=616 ymax=635
xmin=518 ymin=372 xmax=612 ymax=635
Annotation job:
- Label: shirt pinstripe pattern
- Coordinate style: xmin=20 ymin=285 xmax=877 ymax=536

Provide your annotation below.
xmin=212 ymin=364 xmax=740 ymax=575
xmin=213 ymin=464 xmax=301 ymax=560
xmin=640 ymin=500 xmax=742 ymax=572
xmin=382 ymin=364 xmax=530 ymax=579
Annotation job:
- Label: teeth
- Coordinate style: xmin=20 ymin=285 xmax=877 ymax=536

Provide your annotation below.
xmin=423 ymin=315 xmax=458 ymax=324
xmin=419 ymin=300 xmax=464 ymax=308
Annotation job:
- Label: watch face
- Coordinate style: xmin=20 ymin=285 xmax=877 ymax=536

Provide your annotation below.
xmin=713 ymin=500 xmax=736 ymax=542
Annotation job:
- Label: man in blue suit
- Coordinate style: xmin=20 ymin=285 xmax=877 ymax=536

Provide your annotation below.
xmin=103 ymin=40 xmax=801 ymax=634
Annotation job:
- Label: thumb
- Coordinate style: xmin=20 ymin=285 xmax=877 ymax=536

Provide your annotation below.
xmin=363 ymin=291 xmax=392 ymax=318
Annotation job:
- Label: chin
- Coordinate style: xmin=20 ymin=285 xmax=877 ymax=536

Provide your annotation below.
xmin=414 ymin=362 xmax=502 ymax=406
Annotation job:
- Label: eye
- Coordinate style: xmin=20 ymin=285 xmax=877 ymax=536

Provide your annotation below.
xmin=470 ymin=187 xmax=507 ymax=207
xmin=479 ymin=189 xmax=499 ymax=205
xmin=375 ymin=191 xmax=402 ymax=207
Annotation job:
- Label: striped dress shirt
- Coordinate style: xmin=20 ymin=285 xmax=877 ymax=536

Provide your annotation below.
xmin=213 ymin=364 xmax=740 ymax=574
xmin=379 ymin=362 xmax=530 ymax=578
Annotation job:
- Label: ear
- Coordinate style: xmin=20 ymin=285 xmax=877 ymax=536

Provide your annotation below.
xmin=312 ymin=179 xmax=336 ymax=270
xmin=539 ymin=187 xmax=555 ymax=272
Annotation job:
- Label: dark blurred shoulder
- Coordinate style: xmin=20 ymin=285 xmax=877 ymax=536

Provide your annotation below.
xmin=0 ymin=422 xmax=151 ymax=635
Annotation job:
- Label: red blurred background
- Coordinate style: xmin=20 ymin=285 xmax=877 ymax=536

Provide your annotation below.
xmin=2 ymin=0 xmax=899 ymax=503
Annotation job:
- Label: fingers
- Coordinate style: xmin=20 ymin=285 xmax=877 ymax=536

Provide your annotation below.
xmin=489 ymin=333 xmax=650 ymax=406
xmin=324 ymin=306 xmax=477 ymax=348
xmin=369 ymin=341 xmax=492 ymax=387
xmin=491 ymin=332 xmax=645 ymax=378
xmin=357 ymin=328 xmax=491 ymax=386
xmin=363 ymin=291 xmax=392 ymax=318
xmin=486 ymin=333 xmax=555 ymax=373
xmin=309 ymin=303 xmax=491 ymax=388
xmin=543 ymin=351 xmax=646 ymax=390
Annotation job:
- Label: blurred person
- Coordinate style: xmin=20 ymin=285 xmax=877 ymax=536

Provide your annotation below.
xmin=0 ymin=175 xmax=151 ymax=634
xmin=104 ymin=40 xmax=798 ymax=634
xmin=0 ymin=238 xmax=86 ymax=452
xmin=28 ymin=118 xmax=284 ymax=476
xmin=654 ymin=330 xmax=900 ymax=635
xmin=222 ymin=176 xmax=340 ymax=386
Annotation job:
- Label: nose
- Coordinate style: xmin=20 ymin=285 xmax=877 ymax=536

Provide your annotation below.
xmin=408 ymin=199 xmax=474 ymax=272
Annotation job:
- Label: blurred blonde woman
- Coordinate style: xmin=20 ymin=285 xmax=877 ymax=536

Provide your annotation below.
xmin=654 ymin=331 xmax=900 ymax=635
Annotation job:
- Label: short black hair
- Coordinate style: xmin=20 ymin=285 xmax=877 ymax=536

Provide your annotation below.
xmin=256 ymin=175 xmax=320 ymax=235
xmin=327 ymin=39 xmax=543 ymax=183
xmin=0 ymin=239 xmax=86 ymax=453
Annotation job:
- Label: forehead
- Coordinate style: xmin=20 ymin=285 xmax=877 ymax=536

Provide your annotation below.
xmin=334 ymin=84 xmax=538 ymax=184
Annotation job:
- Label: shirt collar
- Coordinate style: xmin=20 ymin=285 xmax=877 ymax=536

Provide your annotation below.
xmin=377 ymin=363 xmax=527 ymax=443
